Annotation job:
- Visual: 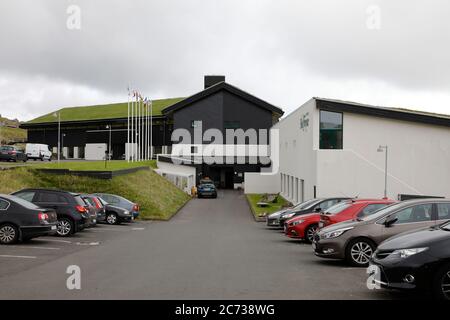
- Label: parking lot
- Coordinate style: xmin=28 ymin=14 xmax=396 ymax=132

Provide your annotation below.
xmin=0 ymin=190 xmax=422 ymax=300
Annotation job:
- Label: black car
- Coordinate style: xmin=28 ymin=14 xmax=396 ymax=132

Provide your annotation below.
xmin=0 ymin=194 xmax=58 ymax=244
xmin=0 ymin=146 xmax=27 ymax=162
xmin=12 ymin=188 xmax=91 ymax=237
xmin=96 ymin=197 xmax=133 ymax=225
xmin=278 ymin=197 xmax=350 ymax=226
xmin=197 ymin=183 xmax=217 ymax=198
xmin=371 ymin=205 xmax=450 ymax=300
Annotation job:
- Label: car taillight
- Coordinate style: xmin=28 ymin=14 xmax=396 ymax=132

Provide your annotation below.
xmin=38 ymin=212 xmax=49 ymax=221
xmin=75 ymin=205 xmax=87 ymax=213
xmin=93 ymin=198 xmax=102 ymax=209
xmin=8 ymin=151 xmax=17 ymax=155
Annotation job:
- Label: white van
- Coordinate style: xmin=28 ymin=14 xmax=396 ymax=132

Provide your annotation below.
xmin=25 ymin=144 xmax=52 ymax=161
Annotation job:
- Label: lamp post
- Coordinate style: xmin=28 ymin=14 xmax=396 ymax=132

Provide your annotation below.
xmin=61 ymin=133 xmax=66 ymax=160
xmin=106 ymin=125 xmax=112 ymax=160
xmin=377 ymin=145 xmax=388 ymax=198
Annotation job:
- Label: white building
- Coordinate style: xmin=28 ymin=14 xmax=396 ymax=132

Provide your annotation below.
xmin=245 ymin=98 xmax=450 ymax=203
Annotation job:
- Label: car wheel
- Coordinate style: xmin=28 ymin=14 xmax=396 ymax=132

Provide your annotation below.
xmin=304 ymin=224 xmax=318 ymax=243
xmin=106 ymin=213 xmax=119 ymax=225
xmin=346 ymin=238 xmax=375 ymax=267
xmin=56 ymin=218 xmax=73 ymax=237
xmin=433 ymin=263 xmax=450 ymax=300
xmin=0 ymin=224 xmax=19 ymax=244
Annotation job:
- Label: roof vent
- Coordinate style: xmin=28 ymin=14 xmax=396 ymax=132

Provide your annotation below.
xmin=204 ymin=75 xmax=225 ymax=89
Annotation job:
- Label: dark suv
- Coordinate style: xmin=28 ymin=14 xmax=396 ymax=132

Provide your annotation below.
xmin=0 ymin=146 xmax=27 ymax=162
xmin=12 ymin=189 xmax=90 ymax=237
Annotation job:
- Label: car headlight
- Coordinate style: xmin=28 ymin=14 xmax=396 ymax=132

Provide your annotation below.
xmin=391 ymin=247 xmax=428 ymax=259
xmin=292 ymin=220 xmax=304 ymax=226
xmin=322 ymin=227 xmax=354 ymax=239
xmin=283 ymin=213 xmax=295 ymax=219
xmin=124 ymin=210 xmax=130 ymax=215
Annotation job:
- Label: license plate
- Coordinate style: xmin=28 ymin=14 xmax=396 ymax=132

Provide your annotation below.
xmin=51 ymin=225 xmax=57 ymax=230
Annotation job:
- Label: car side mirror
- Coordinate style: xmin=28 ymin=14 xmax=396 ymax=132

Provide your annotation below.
xmin=384 ymin=216 xmax=398 ymax=227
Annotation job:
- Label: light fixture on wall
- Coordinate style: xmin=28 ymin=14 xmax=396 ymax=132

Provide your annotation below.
xmin=377 ymin=145 xmax=388 ymax=198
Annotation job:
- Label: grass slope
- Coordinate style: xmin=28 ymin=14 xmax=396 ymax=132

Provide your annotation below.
xmin=0 ymin=167 xmax=190 ymax=220
xmin=34 ymin=160 xmax=157 ymax=171
xmin=246 ymin=193 xmax=290 ymax=219
xmin=27 ymin=97 xmax=185 ymax=124
xmin=0 ymin=117 xmax=26 ymax=144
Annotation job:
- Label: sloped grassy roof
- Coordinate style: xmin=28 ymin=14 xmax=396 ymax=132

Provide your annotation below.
xmin=27 ymin=97 xmax=185 ymax=124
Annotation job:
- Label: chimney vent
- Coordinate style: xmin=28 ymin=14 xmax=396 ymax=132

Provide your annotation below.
xmin=204 ymin=75 xmax=225 ymax=89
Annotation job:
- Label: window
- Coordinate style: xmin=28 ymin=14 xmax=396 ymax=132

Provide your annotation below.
xmin=191 ymin=146 xmax=198 ymax=154
xmin=437 ymin=203 xmax=450 ymax=220
xmin=14 ymin=191 xmax=36 ymax=202
xmin=0 ymin=199 xmax=9 ymax=210
xmin=317 ymin=199 xmax=341 ymax=211
xmin=391 ymin=204 xmax=433 ymax=224
xmin=358 ymin=204 xmax=388 ymax=218
xmin=320 ymin=110 xmax=343 ymax=149
xmin=224 ymin=121 xmax=240 ymax=129
xmin=37 ymin=192 xmax=68 ymax=203
xmin=191 ymin=120 xmax=202 ymax=128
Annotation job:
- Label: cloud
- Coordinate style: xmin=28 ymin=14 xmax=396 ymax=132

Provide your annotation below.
xmin=0 ymin=0 xmax=449 ymax=121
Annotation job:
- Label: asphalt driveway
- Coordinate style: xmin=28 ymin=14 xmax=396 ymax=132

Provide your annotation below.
xmin=0 ymin=190 xmax=407 ymax=299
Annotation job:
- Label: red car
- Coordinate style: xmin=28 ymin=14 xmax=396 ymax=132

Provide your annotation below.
xmin=284 ymin=199 xmax=396 ymax=243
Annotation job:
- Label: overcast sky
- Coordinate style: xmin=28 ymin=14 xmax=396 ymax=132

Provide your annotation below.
xmin=0 ymin=0 xmax=449 ymax=121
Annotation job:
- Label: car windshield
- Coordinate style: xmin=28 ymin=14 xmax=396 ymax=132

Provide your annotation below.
xmin=7 ymin=195 xmax=41 ymax=210
xmin=325 ymin=202 xmax=352 ymax=215
xmin=360 ymin=202 xmax=406 ymax=221
xmin=293 ymin=199 xmax=321 ymax=210
xmin=440 ymin=221 xmax=450 ymax=231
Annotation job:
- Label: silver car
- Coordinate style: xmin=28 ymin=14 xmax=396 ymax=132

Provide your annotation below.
xmin=313 ymin=198 xmax=450 ymax=267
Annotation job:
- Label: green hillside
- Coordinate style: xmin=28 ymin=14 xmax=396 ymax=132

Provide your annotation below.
xmin=0 ymin=167 xmax=190 ymax=220
xmin=27 ymin=97 xmax=185 ymax=124
xmin=0 ymin=116 xmax=26 ymax=144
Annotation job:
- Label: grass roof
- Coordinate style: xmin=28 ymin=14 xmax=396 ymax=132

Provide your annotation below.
xmin=27 ymin=97 xmax=185 ymax=124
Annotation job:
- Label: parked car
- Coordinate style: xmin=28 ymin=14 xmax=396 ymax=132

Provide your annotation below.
xmin=0 ymin=194 xmax=58 ymax=244
xmin=80 ymin=195 xmax=104 ymax=227
xmin=25 ymin=143 xmax=52 ymax=161
xmin=319 ymin=199 xmax=396 ymax=229
xmin=284 ymin=199 xmax=396 ymax=243
xmin=92 ymin=193 xmax=140 ymax=219
xmin=370 ymin=210 xmax=450 ymax=300
xmin=95 ymin=196 xmax=134 ymax=225
xmin=313 ymin=198 xmax=450 ymax=267
xmin=12 ymin=188 xmax=91 ymax=237
xmin=278 ymin=197 xmax=351 ymax=227
xmin=197 ymin=182 xmax=217 ymax=198
xmin=82 ymin=195 xmax=106 ymax=223
xmin=0 ymin=146 xmax=27 ymax=162
xmin=266 ymin=199 xmax=319 ymax=227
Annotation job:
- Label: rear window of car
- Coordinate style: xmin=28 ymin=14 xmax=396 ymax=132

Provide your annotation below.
xmin=0 ymin=199 xmax=10 ymax=210
xmin=73 ymin=196 xmax=87 ymax=206
xmin=83 ymin=197 xmax=95 ymax=206
xmin=325 ymin=202 xmax=352 ymax=215
xmin=37 ymin=192 xmax=68 ymax=203
xmin=9 ymin=196 xmax=41 ymax=210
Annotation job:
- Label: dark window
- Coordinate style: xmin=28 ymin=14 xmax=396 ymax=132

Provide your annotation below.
xmin=437 ymin=203 xmax=450 ymax=220
xmin=191 ymin=120 xmax=202 ymax=128
xmin=0 ymin=199 xmax=9 ymax=210
xmin=320 ymin=110 xmax=343 ymax=149
xmin=224 ymin=121 xmax=240 ymax=129
xmin=37 ymin=192 xmax=68 ymax=203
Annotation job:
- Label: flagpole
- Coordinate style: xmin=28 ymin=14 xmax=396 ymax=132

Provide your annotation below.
xmin=127 ymin=87 xmax=130 ymax=162
xmin=131 ymin=91 xmax=134 ymax=162
xmin=138 ymin=95 xmax=141 ymax=161
xmin=150 ymin=100 xmax=153 ymax=160
xmin=144 ymin=100 xmax=147 ymax=161
xmin=147 ymin=100 xmax=149 ymax=160
xmin=57 ymin=111 xmax=61 ymax=164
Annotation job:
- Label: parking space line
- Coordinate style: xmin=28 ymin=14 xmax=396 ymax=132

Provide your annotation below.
xmin=33 ymin=238 xmax=72 ymax=244
xmin=0 ymin=254 xmax=37 ymax=259
xmin=8 ymin=245 xmax=60 ymax=250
